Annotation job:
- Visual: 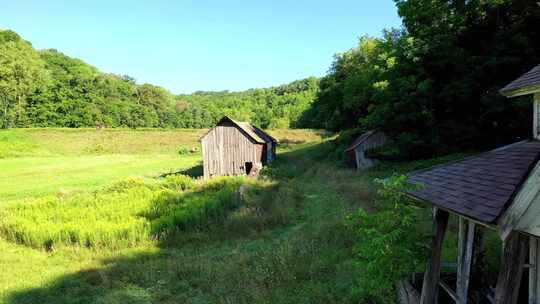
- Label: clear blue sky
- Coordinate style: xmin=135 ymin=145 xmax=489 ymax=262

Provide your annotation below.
xmin=1 ymin=1 xmax=401 ymax=94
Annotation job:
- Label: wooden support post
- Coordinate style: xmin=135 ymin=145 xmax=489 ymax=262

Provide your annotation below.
xmin=530 ymin=237 xmax=540 ymax=304
xmin=457 ymin=218 xmax=476 ymax=304
xmin=471 ymin=227 xmax=487 ymax=301
xmin=495 ymin=232 xmax=528 ymax=304
xmin=534 ymin=93 xmax=539 ymax=139
xmin=420 ymin=208 xmax=450 ymax=304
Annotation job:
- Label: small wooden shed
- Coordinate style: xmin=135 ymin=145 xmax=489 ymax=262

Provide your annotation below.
xmin=345 ymin=130 xmax=387 ymax=170
xmin=406 ymin=64 xmax=540 ymax=304
xmin=201 ymin=116 xmax=277 ymax=178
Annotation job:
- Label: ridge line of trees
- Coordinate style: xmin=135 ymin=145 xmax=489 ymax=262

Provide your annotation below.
xmin=0 ymin=30 xmax=319 ymax=129
xmin=2 ymin=0 xmax=540 ymax=159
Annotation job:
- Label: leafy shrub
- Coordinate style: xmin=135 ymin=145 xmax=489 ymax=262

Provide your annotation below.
xmin=177 ymin=147 xmax=190 ymax=155
xmin=351 ymin=175 xmax=428 ymax=303
xmin=365 ymin=138 xmax=437 ymax=162
xmin=178 ymin=146 xmax=199 ymax=155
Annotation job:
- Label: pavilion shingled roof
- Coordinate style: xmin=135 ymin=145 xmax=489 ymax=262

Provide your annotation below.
xmin=500 ymin=65 xmax=540 ymax=96
xmin=408 ymin=140 xmax=540 ymax=223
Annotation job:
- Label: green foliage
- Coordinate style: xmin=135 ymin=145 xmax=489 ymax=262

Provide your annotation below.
xmin=146 ymin=177 xmax=247 ymax=236
xmin=303 ymin=1 xmax=540 ymax=159
xmin=178 ymin=77 xmax=320 ymax=129
xmin=0 ymin=130 xmax=40 ymax=158
xmin=177 ymin=146 xmax=198 ymax=155
xmin=0 ymin=29 xmax=319 ymax=130
xmin=352 ymin=175 xmax=427 ymax=303
xmin=161 ymin=174 xmax=195 ymax=191
xmin=0 ymin=126 xmax=356 ymax=304
xmin=0 ymin=30 xmax=47 ymax=128
xmin=0 ymin=176 xmax=253 ymax=249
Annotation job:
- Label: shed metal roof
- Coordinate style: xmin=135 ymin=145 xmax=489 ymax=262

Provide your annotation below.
xmin=345 ymin=130 xmax=381 ymax=152
xmin=408 ymin=140 xmax=540 ymax=223
xmin=500 ymin=65 xmax=540 ymax=97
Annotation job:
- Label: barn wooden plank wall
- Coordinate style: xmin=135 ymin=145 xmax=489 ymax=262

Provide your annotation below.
xmin=202 ymin=121 xmax=264 ymax=178
xmin=354 ymin=131 xmax=387 ymax=169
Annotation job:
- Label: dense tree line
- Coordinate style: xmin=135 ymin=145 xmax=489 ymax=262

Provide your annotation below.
xmin=2 ymin=0 xmax=540 ymax=159
xmin=302 ymin=0 xmax=540 ymax=159
xmin=0 ymin=30 xmax=318 ymax=129
xmin=178 ymin=77 xmax=318 ymax=129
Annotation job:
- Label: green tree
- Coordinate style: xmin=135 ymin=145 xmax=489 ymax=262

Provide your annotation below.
xmin=0 ymin=30 xmax=46 ymax=128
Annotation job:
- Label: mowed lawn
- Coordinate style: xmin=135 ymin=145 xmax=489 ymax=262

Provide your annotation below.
xmin=0 ymin=128 xmax=209 ymax=202
xmin=0 ymin=154 xmax=200 ymax=202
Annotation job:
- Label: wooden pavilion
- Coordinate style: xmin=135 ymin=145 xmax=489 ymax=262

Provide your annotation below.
xmin=406 ymin=64 xmax=540 ymax=304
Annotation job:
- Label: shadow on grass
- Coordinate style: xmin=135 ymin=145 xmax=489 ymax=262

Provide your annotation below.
xmin=5 ymin=140 xmax=362 ymax=304
xmin=160 ymin=163 xmax=203 ymax=179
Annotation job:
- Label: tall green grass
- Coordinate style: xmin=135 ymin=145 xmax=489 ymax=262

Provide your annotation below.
xmin=0 ymin=131 xmax=43 ymax=158
xmin=0 ymin=176 xmax=256 ymax=250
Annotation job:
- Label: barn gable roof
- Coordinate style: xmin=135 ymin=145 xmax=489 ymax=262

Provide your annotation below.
xmin=249 ymin=124 xmax=278 ymax=144
xmin=345 ymin=130 xmax=383 ymax=152
xmin=408 ymin=140 xmax=540 ymax=223
xmin=201 ymin=116 xmax=276 ymax=144
xmin=500 ymin=64 xmax=540 ymax=97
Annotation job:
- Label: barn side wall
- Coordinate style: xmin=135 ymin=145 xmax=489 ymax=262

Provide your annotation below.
xmin=354 ymin=132 xmax=387 ymax=170
xmin=202 ymin=122 xmax=264 ymax=178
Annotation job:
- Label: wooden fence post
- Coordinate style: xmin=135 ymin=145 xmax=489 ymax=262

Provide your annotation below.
xmin=495 ymin=232 xmax=528 ymax=304
xmin=420 ymin=208 xmax=450 ymax=304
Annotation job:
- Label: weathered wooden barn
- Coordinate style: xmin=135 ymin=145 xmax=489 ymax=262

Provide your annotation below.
xmin=201 ymin=116 xmax=277 ymax=178
xmin=345 ymin=130 xmax=387 ymax=170
xmin=405 ymin=64 xmax=540 ymax=304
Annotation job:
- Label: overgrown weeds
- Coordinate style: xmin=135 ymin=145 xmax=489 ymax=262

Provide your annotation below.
xmin=0 ymin=175 xmax=262 ymax=250
xmin=351 ymin=175 xmax=429 ymax=303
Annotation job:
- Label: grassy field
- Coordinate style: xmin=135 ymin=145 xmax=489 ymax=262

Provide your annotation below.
xmin=0 ymin=128 xmax=501 ymax=303
xmin=0 ymin=154 xmax=200 ymax=202
xmin=0 ymin=139 xmax=368 ymax=304
xmin=0 ymin=128 xmax=329 ymax=202
xmin=1 ymin=128 xmax=351 ymax=303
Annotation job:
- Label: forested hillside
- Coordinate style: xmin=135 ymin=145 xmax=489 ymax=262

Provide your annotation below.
xmin=0 ymin=30 xmax=318 ymax=129
xmin=178 ymin=77 xmax=318 ymax=129
xmin=303 ymin=0 xmax=540 ymax=159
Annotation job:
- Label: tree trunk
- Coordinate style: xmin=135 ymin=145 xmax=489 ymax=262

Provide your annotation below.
xmin=16 ymin=94 xmax=21 ymax=127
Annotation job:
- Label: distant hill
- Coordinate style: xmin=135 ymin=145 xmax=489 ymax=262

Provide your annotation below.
xmin=0 ymin=29 xmax=319 ymax=129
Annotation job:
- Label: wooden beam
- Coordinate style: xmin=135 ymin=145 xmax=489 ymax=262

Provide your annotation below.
xmin=534 ymin=93 xmax=539 ymax=139
xmin=439 ymin=280 xmax=458 ymax=302
xmin=530 ymin=237 xmax=540 ymax=304
xmin=396 ymin=280 xmax=421 ymax=304
xmin=420 ymin=208 xmax=450 ymax=304
xmin=499 ymin=160 xmax=540 ymax=240
xmin=457 ymin=218 xmax=476 ymax=304
xmin=501 ymin=84 xmax=540 ymax=98
xmin=495 ymin=232 xmax=528 ymax=304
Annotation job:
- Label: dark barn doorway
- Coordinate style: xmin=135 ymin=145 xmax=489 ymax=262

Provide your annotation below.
xmin=245 ymin=162 xmax=253 ymax=175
